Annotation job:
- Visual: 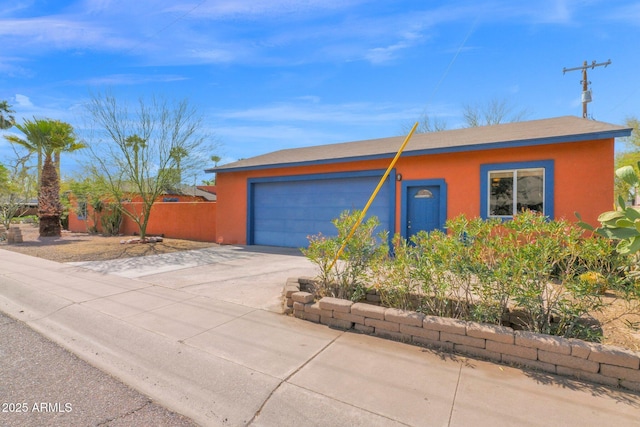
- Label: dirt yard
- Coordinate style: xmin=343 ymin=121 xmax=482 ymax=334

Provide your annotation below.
xmin=0 ymin=223 xmax=217 ymax=263
xmin=593 ymin=297 xmax=640 ymax=352
xmin=1 ymin=223 xmax=639 ymax=352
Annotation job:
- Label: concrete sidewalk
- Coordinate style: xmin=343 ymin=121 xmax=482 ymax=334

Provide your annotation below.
xmin=1 ymin=247 xmax=639 ymax=426
xmin=0 ymin=310 xmax=197 ymax=427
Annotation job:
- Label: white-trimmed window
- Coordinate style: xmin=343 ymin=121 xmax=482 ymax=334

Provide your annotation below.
xmin=488 ymin=168 xmax=544 ymax=217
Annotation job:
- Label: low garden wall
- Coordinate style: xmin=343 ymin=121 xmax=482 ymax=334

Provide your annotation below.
xmin=119 ymin=202 xmax=216 ymax=242
xmin=68 ymin=201 xmax=216 ymax=242
xmin=283 ymin=277 xmax=640 ymax=393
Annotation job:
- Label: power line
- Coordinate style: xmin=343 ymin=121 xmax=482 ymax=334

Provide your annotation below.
xmin=429 ymin=17 xmax=479 ymax=101
xmin=121 ymin=1 xmax=209 ymax=57
xmin=413 ymin=17 xmax=479 ymax=129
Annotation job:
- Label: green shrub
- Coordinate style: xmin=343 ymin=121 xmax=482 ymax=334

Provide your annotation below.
xmin=303 ymin=210 xmax=631 ymax=342
xmin=100 ymin=203 xmax=122 ymax=236
xmin=444 ymin=215 xmax=509 ymax=323
xmin=12 ymin=215 xmax=38 ymax=224
xmin=302 ymin=210 xmax=388 ymax=300
xmin=370 ymin=234 xmax=420 ymax=311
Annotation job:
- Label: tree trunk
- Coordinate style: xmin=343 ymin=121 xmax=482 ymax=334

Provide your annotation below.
xmin=38 ymin=155 xmax=62 ymax=237
xmin=54 ymin=151 xmax=61 ymax=182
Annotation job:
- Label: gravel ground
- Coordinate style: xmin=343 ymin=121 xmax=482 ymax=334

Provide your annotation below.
xmin=0 ymin=224 xmax=216 ymax=263
xmin=0 ymin=311 xmax=197 ymax=427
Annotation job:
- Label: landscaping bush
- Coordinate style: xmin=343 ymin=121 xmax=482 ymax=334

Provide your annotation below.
xmin=302 ymin=210 xmax=388 ymax=300
xmin=12 ymin=215 xmax=38 ymax=224
xmin=370 ymin=234 xmax=423 ymax=312
xmin=100 ymin=203 xmax=122 ymax=236
xmin=305 ymin=210 xmax=632 ymax=342
xmin=497 ymin=213 xmax=601 ymax=337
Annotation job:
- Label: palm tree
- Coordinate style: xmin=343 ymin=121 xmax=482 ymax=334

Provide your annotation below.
xmin=3 ymin=118 xmax=83 ymax=236
xmin=0 ymin=100 xmax=15 ymax=130
xmin=40 ymin=120 xmax=84 ymax=236
xmin=4 ymin=118 xmax=47 ymax=185
xmin=124 ymin=134 xmax=147 ymax=182
xmin=204 ymin=155 xmax=222 ymax=185
xmin=169 ymin=146 xmax=188 ymax=187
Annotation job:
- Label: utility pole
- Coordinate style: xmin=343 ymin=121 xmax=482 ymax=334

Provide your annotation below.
xmin=563 ymin=59 xmax=611 ymax=118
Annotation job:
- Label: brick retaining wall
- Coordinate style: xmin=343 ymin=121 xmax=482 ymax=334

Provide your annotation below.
xmin=283 ymin=277 xmax=640 ymax=393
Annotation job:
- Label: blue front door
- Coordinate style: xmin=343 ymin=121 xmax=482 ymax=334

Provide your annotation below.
xmin=406 ymin=184 xmax=443 ymax=240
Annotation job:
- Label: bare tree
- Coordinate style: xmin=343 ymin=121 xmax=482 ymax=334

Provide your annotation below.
xmin=403 ymin=98 xmax=528 ymax=135
xmin=0 ymin=150 xmax=37 ymax=229
xmin=85 ymin=93 xmax=216 ymax=240
xmin=401 ymin=113 xmax=448 ymax=134
xmin=462 ymin=98 xmax=530 ymax=127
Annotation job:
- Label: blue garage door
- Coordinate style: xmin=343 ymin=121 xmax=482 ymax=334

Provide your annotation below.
xmin=250 ymin=173 xmax=392 ymax=248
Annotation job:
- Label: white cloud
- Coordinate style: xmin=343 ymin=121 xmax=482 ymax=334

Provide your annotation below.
xmin=186 ymin=48 xmax=239 ymax=64
xmin=14 ymin=94 xmax=33 ymax=107
xmin=165 ymin=0 xmax=368 ymax=19
xmin=81 ymin=0 xmax=118 ymax=14
xmin=3 ymin=94 xmax=83 ymax=127
xmin=475 ymin=0 xmax=598 ymax=26
xmin=0 ymin=56 xmax=33 ymax=78
xmin=0 ymin=0 xmax=614 ymax=72
xmin=208 ymin=98 xmax=458 ymax=163
xmin=213 ymin=101 xmax=417 ymax=125
xmin=78 ymin=74 xmax=188 ymax=86
xmin=295 ymin=95 xmax=321 ymax=104
xmin=210 ymin=98 xmax=456 ymax=143
xmin=0 ymin=0 xmax=34 ymax=17
xmin=364 ymin=40 xmax=413 ymax=64
xmin=0 ymin=1 xmax=471 ymax=68
xmin=606 ymin=2 xmax=640 ymax=24
xmin=533 ymin=0 xmax=574 ymax=24
xmin=211 ymin=123 xmax=349 ymax=162
xmin=0 ymin=16 xmax=133 ymax=52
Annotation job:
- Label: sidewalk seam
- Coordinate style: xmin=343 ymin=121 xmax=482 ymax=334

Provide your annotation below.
xmin=179 ymin=308 xmax=260 ymax=343
xmin=245 ymin=329 xmax=346 ymax=426
xmin=447 ymin=362 xmax=463 ymax=426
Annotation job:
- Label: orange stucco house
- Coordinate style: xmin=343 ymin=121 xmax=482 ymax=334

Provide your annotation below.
xmin=208 ymin=116 xmax=631 ymax=248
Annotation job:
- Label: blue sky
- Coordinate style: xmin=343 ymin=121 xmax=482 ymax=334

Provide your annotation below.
xmin=1 ymin=0 xmax=639 ymax=182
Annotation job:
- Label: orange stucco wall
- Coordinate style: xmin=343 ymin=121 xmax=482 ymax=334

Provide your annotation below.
xmin=69 ymin=201 xmax=216 ymax=242
xmin=215 ymin=138 xmax=614 ymax=245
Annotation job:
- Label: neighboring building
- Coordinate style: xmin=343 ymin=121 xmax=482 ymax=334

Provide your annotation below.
xmin=208 ymin=116 xmax=632 ymax=248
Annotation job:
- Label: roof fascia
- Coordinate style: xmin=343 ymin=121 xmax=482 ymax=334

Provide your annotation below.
xmin=207 ymin=128 xmax=632 ymax=174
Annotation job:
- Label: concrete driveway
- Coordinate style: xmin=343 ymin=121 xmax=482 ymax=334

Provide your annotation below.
xmin=67 ymin=245 xmax=311 ymax=312
xmin=1 ymin=246 xmax=640 ymax=426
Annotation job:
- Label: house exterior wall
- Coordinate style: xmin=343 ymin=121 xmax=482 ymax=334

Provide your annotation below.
xmin=215 ymin=138 xmax=613 ymax=245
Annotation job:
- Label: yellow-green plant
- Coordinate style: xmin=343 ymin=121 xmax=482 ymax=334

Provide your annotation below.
xmin=303 ymin=210 xmax=388 ymax=300
xmin=369 ymin=235 xmax=413 ymax=310
xmin=577 ymin=271 xmax=608 ymax=294
xmin=305 ymin=210 xmax=626 ymax=341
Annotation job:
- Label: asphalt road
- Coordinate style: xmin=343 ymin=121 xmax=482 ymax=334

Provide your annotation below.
xmin=0 ymin=310 xmax=197 ymax=427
